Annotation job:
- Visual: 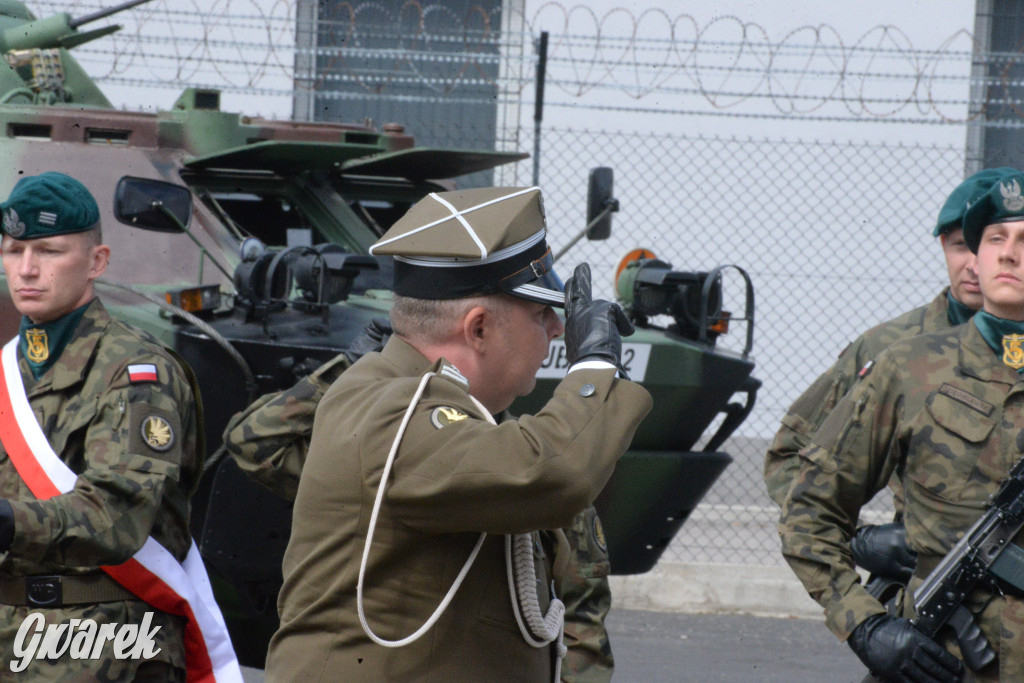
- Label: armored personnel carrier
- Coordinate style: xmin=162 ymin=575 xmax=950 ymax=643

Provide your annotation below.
xmin=0 ymin=1 xmax=759 ymax=665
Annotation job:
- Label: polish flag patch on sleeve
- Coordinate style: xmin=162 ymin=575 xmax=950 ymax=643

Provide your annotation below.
xmin=127 ymin=363 xmax=159 ymax=383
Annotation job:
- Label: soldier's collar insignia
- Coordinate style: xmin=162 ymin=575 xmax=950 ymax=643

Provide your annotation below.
xmin=3 ymin=207 xmax=25 ymax=238
xmin=1001 ymin=179 xmax=1024 ymax=212
xmin=24 ymin=328 xmax=48 ymax=363
xmin=430 ymin=406 xmax=469 ymax=429
xmin=1003 ymin=333 xmax=1024 ymax=370
xmin=141 ymin=415 xmax=175 ymax=451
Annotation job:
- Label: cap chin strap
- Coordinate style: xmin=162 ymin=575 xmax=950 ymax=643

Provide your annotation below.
xmin=357 ymin=371 xmax=566 ymax=680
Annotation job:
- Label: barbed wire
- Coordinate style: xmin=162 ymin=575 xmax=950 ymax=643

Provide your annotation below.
xmin=20 ymin=1 xmax=1023 ymax=123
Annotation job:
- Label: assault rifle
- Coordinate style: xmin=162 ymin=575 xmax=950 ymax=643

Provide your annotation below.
xmin=912 ymin=456 xmax=1024 ymax=672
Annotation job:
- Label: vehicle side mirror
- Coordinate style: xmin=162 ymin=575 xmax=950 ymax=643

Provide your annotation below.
xmin=586 ymin=167 xmax=618 ymax=241
xmin=114 ymin=176 xmax=192 ymax=233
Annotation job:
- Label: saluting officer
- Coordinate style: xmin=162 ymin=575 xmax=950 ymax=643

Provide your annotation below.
xmin=766 ymin=170 xmax=1003 ymax=586
xmin=0 ymin=173 xmax=233 ymax=681
xmin=224 ymin=316 xmax=618 ymax=680
xmin=779 ymin=168 xmax=1024 ymax=682
xmin=265 ymin=186 xmax=652 ymax=682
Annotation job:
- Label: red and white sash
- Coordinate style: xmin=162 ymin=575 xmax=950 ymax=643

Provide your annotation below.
xmin=0 ymin=337 xmax=242 ymax=683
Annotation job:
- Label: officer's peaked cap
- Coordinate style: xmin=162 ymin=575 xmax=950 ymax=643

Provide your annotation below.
xmin=934 ymin=167 xmax=1016 ymax=237
xmin=962 ymin=167 xmax=1024 ymax=253
xmin=1 ymin=172 xmax=100 ymax=240
xmin=369 ymin=186 xmax=563 ymax=307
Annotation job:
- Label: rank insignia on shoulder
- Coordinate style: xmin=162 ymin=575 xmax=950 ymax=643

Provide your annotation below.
xmin=857 ymin=360 xmax=874 ymax=379
xmin=439 ymin=363 xmax=469 ymax=389
xmin=430 ymin=406 xmax=469 ymax=429
xmin=127 ymin=363 xmax=158 ymax=383
xmin=141 ymin=415 xmax=174 ymax=451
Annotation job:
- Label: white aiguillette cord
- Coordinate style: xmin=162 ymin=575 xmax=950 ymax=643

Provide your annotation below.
xmin=356 ymin=371 xmax=565 ymax=681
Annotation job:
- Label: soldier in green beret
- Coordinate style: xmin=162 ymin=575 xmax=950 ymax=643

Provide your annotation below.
xmin=0 ymin=172 xmax=204 ymax=681
xmin=264 ymin=186 xmax=652 ymax=682
xmin=765 ymin=170 xmax=1005 ymax=590
xmin=779 ymin=167 xmax=1024 ymax=682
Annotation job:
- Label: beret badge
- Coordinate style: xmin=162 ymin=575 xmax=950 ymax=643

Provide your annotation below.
xmin=1001 ymin=179 xmax=1024 ymax=212
xmin=3 ymin=208 xmax=25 ymax=238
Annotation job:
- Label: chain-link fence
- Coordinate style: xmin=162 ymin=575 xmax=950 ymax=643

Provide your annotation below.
xmin=427 ymin=120 xmax=967 ymax=567
xmin=17 ymin=0 xmax=984 ymax=571
xmin=506 ymin=128 xmax=965 ymax=566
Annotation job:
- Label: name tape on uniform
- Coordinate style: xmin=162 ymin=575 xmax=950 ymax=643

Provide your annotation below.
xmin=536 ymin=341 xmax=651 ymax=381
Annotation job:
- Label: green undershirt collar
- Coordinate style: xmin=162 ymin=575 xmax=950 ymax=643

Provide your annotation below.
xmin=946 ymin=291 xmax=975 ymax=326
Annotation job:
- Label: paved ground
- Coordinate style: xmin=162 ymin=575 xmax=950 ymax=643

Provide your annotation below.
xmin=242 ymin=608 xmax=868 ymax=682
xmin=608 ymin=609 xmax=866 ymax=682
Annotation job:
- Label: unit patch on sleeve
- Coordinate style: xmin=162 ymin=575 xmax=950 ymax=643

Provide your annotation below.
xmin=140 ymin=415 xmax=175 ymax=452
xmin=430 ymin=406 xmax=469 ymax=429
xmin=127 ymin=363 xmax=158 ymax=383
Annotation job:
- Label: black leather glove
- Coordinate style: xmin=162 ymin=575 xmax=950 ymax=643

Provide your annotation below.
xmin=564 ymin=263 xmax=634 ymax=372
xmin=344 ymin=317 xmax=392 ymax=365
xmin=848 ymin=614 xmax=963 ymax=683
xmin=0 ymin=499 xmax=13 ymax=552
xmin=852 ymin=522 xmax=917 ymax=582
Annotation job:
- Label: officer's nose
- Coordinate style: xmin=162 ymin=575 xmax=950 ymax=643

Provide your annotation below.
xmin=546 ymin=307 xmax=564 ymax=340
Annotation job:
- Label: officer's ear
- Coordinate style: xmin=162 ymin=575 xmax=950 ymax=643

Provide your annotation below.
xmin=462 ymin=305 xmax=489 ymax=352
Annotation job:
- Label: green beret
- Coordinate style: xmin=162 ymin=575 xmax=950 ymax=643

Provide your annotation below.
xmin=962 ymin=168 xmax=1024 ymax=252
xmin=1 ymin=172 xmax=100 ymax=240
xmin=369 ymin=186 xmax=563 ymax=306
xmin=934 ymin=167 xmax=1016 ymax=236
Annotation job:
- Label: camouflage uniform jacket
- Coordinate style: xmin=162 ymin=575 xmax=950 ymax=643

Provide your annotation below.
xmin=764 ymin=287 xmax=952 ymax=507
xmin=224 ymin=349 xmax=616 ymax=681
xmin=778 ymin=319 xmax=1024 ymax=681
xmin=266 ymin=336 xmax=651 ymax=682
xmin=0 ymin=298 xmax=200 ymax=679
xmin=223 ymin=354 xmax=348 ymax=500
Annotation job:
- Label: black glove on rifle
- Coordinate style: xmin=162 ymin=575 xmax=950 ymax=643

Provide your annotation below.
xmin=851 ymin=522 xmax=917 ymax=582
xmin=344 ymin=317 xmax=393 ymax=365
xmin=847 ymin=613 xmax=963 ymax=683
xmin=564 ymin=263 xmax=634 ymax=373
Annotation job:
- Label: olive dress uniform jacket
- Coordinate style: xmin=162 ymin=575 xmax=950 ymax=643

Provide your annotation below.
xmin=224 ymin=350 xmax=617 ymax=680
xmin=266 ymin=336 xmax=652 ymax=682
xmin=779 ymin=318 xmax=1024 ymax=682
xmin=0 ymin=299 xmax=200 ymax=680
xmin=764 ymin=288 xmax=953 ymax=507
